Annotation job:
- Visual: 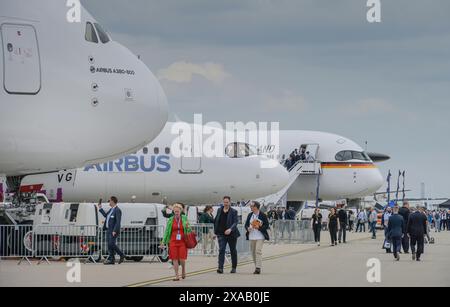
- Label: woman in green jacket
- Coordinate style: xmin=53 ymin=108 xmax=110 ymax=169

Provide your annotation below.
xmin=161 ymin=203 xmax=192 ymax=281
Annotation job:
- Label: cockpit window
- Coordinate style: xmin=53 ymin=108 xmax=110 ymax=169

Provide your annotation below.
xmin=225 ymin=142 xmax=257 ymax=158
xmin=335 ymin=151 xmax=371 ymax=162
xmin=94 ymin=23 xmax=110 ymax=44
xmin=85 ymin=22 xmax=99 ymax=43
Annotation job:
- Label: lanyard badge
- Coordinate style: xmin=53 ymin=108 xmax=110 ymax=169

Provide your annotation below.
xmin=176 ymin=217 xmax=182 ymax=241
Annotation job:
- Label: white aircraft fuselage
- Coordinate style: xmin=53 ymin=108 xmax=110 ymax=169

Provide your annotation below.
xmin=0 ymin=1 xmax=168 ymax=176
xmin=20 ymin=123 xmax=290 ymax=204
xmin=20 ymin=124 xmax=384 ymax=205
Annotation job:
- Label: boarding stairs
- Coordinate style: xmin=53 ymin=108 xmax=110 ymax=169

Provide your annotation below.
xmin=257 ymin=144 xmax=323 ymax=208
xmin=257 ymin=160 xmax=322 ymax=208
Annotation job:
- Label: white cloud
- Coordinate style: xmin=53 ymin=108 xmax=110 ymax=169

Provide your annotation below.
xmin=157 ymin=61 xmax=231 ymax=84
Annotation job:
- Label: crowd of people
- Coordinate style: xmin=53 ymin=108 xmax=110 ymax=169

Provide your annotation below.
xmin=96 ymin=196 xmax=449 ymax=281
xmin=309 ymin=202 xmax=449 ymax=263
xmin=311 ymin=205 xmax=351 ymax=246
xmin=160 ymin=196 xmax=273 ymax=280
xmin=427 ymin=209 xmax=450 ymax=232
xmin=283 ymin=147 xmax=316 ymax=170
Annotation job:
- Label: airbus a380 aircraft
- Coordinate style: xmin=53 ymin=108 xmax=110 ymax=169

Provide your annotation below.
xmin=0 ymin=1 xmax=168 ymax=180
xmin=20 ymin=124 xmax=386 ymax=205
xmin=20 ymin=123 xmax=290 ymax=204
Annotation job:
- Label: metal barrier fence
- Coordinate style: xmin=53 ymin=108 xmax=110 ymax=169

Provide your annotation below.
xmin=270 ymin=220 xmax=314 ymax=244
xmin=98 ymin=226 xmax=165 ymax=262
xmin=0 ymin=222 xmax=310 ymax=265
xmin=0 ymin=224 xmax=165 ymax=264
xmin=33 ymin=225 xmax=100 ymax=264
xmin=0 ymin=225 xmax=34 ymax=264
xmin=188 ymin=224 xmax=251 ymax=262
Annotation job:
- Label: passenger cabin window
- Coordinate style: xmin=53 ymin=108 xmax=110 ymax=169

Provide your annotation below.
xmin=225 ymin=142 xmax=257 ymax=158
xmin=85 ymin=22 xmax=99 ymax=43
xmin=154 ymin=147 xmax=160 ymax=155
xmin=143 ymin=147 xmax=149 ymax=154
xmin=335 ymin=151 xmax=371 ymax=162
xmin=165 ymin=147 xmax=171 ymax=155
xmin=95 ymin=23 xmax=110 ymax=44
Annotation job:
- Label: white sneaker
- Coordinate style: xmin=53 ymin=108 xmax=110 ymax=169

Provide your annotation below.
xmin=317 ymin=243 xmax=321 ymax=246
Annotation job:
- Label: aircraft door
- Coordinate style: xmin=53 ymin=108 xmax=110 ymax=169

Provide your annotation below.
xmin=305 ymin=144 xmax=319 ymax=160
xmin=180 ymin=128 xmax=202 ymax=174
xmin=299 ymin=143 xmax=321 ymax=174
xmin=1 ymin=24 xmax=41 ymax=94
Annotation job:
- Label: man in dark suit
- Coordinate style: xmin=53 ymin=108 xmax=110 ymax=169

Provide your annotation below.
xmin=338 ymin=205 xmax=348 ymax=244
xmin=388 ymin=206 xmax=405 ymax=261
xmin=214 ymin=196 xmax=240 ymax=274
xmin=407 ymin=206 xmax=427 ymax=261
xmin=98 ymin=197 xmax=126 ymax=265
xmin=398 ymin=202 xmax=411 ymax=253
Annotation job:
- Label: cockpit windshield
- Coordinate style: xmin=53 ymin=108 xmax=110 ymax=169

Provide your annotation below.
xmin=225 ymin=142 xmax=257 ymax=158
xmin=85 ymin=22 xmax=111 ymax=44
xmin=335 ymin=151 xmax=371 ymax=162
xmin=85 ymin=22 xmax=98 ymax=43
xmin=94 ymin=23 xmax=110 ymax=44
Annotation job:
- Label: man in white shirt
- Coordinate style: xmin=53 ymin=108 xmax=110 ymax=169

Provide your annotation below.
xmin=245 ymin=201 xmax=270 ymax=275
xmin=357 ymin=211 xmax=367 ymax=232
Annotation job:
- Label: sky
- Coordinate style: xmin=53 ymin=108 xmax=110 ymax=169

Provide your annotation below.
xmin=82 ymin=0 xmax=450 ymax=198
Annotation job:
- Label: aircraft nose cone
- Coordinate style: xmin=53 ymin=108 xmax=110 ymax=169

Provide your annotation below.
xmin=375 ymin=169 xmax=384 ymax=189
xmin=374 ymin=168 xmax=384 ymax=191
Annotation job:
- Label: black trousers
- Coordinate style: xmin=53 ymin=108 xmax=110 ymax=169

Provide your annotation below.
xmin=410 ymin=235 xmax=424 ymax=258
xmin=348 ymin=221 xmax=354 ymax=231
xmin=356 ymin=222 xmax=365 ymax=232
xmin=338 ymin=224 xmax=347 ymax=242
xmin=391 ymin=236 xmax=402 ymax=257
xmin=402 ymin=233 xmax=410 ymax=253
xmin=218 ymin=235 xmax=238 ymax=270
xmin=329 ymin=224 xmax=338 ymax=244
xmin=313 ymin=223 xmax=321 ymax=242
xmin=107 ymin=232 xmax=125 ymax=261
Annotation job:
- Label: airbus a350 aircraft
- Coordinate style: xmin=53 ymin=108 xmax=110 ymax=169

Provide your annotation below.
xmin=19 ymin=123 xmax=290 ymax=204
xmin=257 ymin=131 xmax=386 ymax=201
xmin=0 ymin=1 xmax=168 ymax=181
xmin=20 ymin=124 xmax=386 ymax=205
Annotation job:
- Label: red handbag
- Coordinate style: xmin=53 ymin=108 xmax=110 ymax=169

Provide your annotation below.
xmin=185 ymin=231 xmax=198 ymax=249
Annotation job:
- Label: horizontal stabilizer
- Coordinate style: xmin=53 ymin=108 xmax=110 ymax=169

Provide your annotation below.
xmin=367 ymin=152 xmax=391 ymax=163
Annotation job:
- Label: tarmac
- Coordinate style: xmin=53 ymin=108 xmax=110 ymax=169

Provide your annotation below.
xmin=1 ymin=230 xmax=449 ymax=287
